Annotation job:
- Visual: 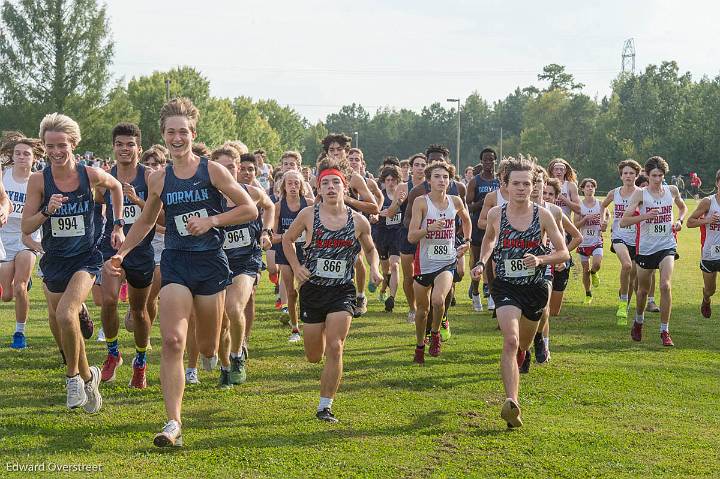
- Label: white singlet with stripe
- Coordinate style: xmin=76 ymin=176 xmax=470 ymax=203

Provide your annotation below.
xmin=415 ymin=195 xmax=457 ymax=274
xmin=579 ymin=198 xmax=602 ymax=247
xmin=637 ymin=186 xmax=675 ymax=256
xmin=611 ymin=187 xmax=636 ymax=245
xmin=556 ymin=180 xmax=573 ymax=217
xmin=1 ymin=168 xmax=41 ymax=260
xmin=701 ymin=195 xmax=720 ymax=261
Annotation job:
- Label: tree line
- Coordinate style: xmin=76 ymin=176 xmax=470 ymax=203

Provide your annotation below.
xmin=2 ymin=1 xmax=719 ymax=188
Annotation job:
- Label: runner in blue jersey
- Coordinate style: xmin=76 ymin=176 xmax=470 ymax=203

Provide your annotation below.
xmin=282 ymin=157 xmax=381 ymax=423
xmin=465 ymin=148 xmax=499 ymax=311
xmin=213 ymin=149 xmax=274 ymax=388
xmin=95 ymin=123 xmax=156 ymax=389
xmin=375 ymin=166 xmax=405 ymax=312
xmin=22 ymin=113 xmax=126 ymax=414
xmin=272 ymin=170 xmax=312 ymax=342
xmin=471 ymin=157 xmax=568 ymax=428
xmin=105 ymin=98 xmax=257 ymax=447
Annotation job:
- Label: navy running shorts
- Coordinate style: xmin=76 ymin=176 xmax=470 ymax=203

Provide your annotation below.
xmin=161 ymin=249 xmax=230 ymax=296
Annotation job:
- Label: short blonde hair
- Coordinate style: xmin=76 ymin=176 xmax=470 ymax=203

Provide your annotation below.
xmin=282 ymin=150 xmax=302 ymax=164
xmin=211 ymin=145 xmax=240 ymax=163
xmin=279 ymin=170 xmax=306 ymax=198
xmin=39 ymin=113 xmax=81 ymax=146
xmin=224 ymin=140 xmax=249 ymax=156
xmin=159 ymin=97 xmax=199 ymax=133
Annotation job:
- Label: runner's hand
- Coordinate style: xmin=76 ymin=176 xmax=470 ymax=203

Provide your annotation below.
xmin=522 ymin=253 xmax=541 ymax=268
xmin=370 ymin=269 xmax=383 ymax=286
xmin=294 ymin=266 xmax=310 ymax=284
xmin=186 ymin=216 xmax=213 ymax=236
xmin=47 ymin=194 xmax=67 ymax=214
xmin=111 ymin=228 xmax=125 ymax=250
xmin=104 ymin=255 xmax=124 ymax=277
xmin=456 ymin=242 xmax=469 ymax=258
xmin=470 ymin=264 xmax=484 ymax=281
xmin=122 ymin=183 xmax=139 ymax=203
xmin=260 ymin=233 xmax=272 ymax=250
xmin=427 ymin=220 xmax=444 ymax=232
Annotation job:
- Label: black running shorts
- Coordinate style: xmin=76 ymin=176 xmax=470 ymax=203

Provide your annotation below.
xmin=491 ymin=278 xmax=550 ymax=322
xmin=299 ymin=281 xmax=356 ymax=324
xmin=635 ymin=248 xmax=677 ymax=270
xmin=610 ymin=239 xmax=637 ymax=261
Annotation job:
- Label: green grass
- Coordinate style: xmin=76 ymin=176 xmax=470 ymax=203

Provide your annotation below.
xmin=1 ymin=199 xmax=719 ymax=478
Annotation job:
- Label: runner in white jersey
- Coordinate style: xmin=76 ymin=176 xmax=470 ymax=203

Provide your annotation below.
xmin=601 ymin=159 xmax=642 ymax=324
xmin=575 ymin=178 xmax=607 ymax=304
xmin=1 ymin=138 xmax=43 ymax=349
xmin=548 ymin=158 xmax=581 ymax=218
xmin=621 ymin=156 xmax=686 ymax=347
xmin=687 ymin=169 xmax=720 ymax=318
xmin=409 ymin=161 xmax=471 ymax=363
xmin=471 ymin=157 xmax=568 ymax=428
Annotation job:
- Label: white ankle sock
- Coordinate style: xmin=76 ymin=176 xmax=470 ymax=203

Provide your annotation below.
xmin=15 ymin=322 xmax=25 ymax=334
xmin=660 ymin=323 xmax=669 ymax=333
xmin=318 ymin=396 xmax=333 ymax=411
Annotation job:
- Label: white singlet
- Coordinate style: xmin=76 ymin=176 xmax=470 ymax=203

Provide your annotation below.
xmin=1 ymin=168 xmax=41 ymax=260
xmin=556 ymin=180 xmax=573 ymax=217
xmin=611 ymin=187 xmax=636 ymax=245
xmin=579 ymin=198 xmax=602 ymax=248
xmin=414 ymin=195 xmax=457 ymax=274
xmin=637 ymin=186 xmax=675 ymax=256
xmin=496 ymin=189 xmax=507 ymax=208
xmin=701 ymin=195 xmax=720 ymax=262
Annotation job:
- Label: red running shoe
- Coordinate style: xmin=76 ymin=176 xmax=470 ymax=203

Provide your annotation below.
xmin=631 ymin=321 xmax=643 ymax=342
xmin=661 ymin=331 xmax=674 ymax=347
xmin=516 ymin=349 xmax=526 ymax=368
xmin=269 ymin=272 xmax=279 ymax=285
xmin=119 ymin=282 xmax=129 ymax=302
xmin=101 ymin=353 xmax=123 ymax=382
xmin=413 ymin=346 xmax=425 ymax=364
xmin=429 ymin=332 xmax=441 ymax=357
xmin=274 ymin=298 xmax=282 ymax=310
xmin=129 ymin=362 xmax=147 ymax=389
xmin=701 ymin=298 xmax=711 ymax=319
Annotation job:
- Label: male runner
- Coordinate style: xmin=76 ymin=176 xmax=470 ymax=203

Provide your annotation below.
xmin=575 ymin=178 xmax=607 ymax=304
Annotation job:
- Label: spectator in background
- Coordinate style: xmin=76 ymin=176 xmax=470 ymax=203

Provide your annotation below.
xmin=399 ymin=159 xmax=410 ymax=182
xmin=254 ymin=149 xmax=273 ymax=192
xmin=463 ymin=166 xmax=474 ymax=185
xmin=690 ymin=172 xmax=702 ymax=199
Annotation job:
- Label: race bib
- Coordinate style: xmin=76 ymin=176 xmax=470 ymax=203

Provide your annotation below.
xmin=174 ymin=208 xmax=208 ymax=236
xmin=620 ymin=223 xmax=634 ymax=232
xmin=504 ymin=258 xmax=535 ymax=278
xmin=316 ymin=258 xmax=347 ymax=279
xmin=223 ymin=227 xmax=251 ymax=249
xmin=713 ymin=245 xmax=720 ymax=256
xmin=386 ymin=212 xmax=402 ymax=226
xmin=296 ymin=230 xmax=306 ymax=243
xmin=428 ymin=240 xmax=455 ymax=261
xmin=10 ymin=202 xmax=23 ymax=218
xmin=123 ymin=204 xmax=141 ymax=224
xmin=648 ymin=223 xmax=669 ymax=237
xmin=50 ymin=215 xmax=85 ymax=237
xmin=583 ymin=229 xmax=597 ymax=238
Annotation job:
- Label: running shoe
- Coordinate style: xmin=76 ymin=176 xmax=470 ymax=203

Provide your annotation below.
xmin=316 ymin=408 xmax=339 ymax=423
xmin=440 ymin=318 xmax=451 ymax=341
xmin=66 ymin=375 xmax=87 ymax=409
xmin=616 ymin=300 xmax=629 ymax=324
xmin=661 ymin=331 xmax=674 ymax=347
xmin=516 ymin=349 xmax=526 ymax=368
xmin=10 ymin=332 xmax=26 ymax=349
xmin=472 ymin=294 xmax=483 ymax=312
xmin=378 ymin=291 xmax=387 ymax=303
xmin=407 ymin=310 xmax=416 ymax=324
xmin=185 ymin=368 xmax=199 ymax=385
xmin=101 ymin=353 xmax=123 ymax=382
xmin=483 ymin=283 xmax=490 ymax=298
xmin=241 ymin=344 xmax=249 ymax=361
xmin=124 ymin=310 xmax=134 ymax=332
xmin=450 ymin=295 xmax=457 ymax=307
xmin=279 ymin=307 xmax=290 ymax=325
xmin=288 ymin=330 xmax=302 ymax=343
xmin=534 ymin=333 xmax=548 ymax=364
xmin=500 ymin=398 xmax=523 ymax=428
xmin=119 ymin=282 xmax=129 ymax=302
xmin=647 ymin=301 xmax=660 ymax=313
xmin=413 ymin=346 xmax=425 ymax=365
xmin=154 ymin=420 xmax=183 ymax=447
xmin=78 ymin=303 xmax=94 ymax=340
xmin=274 ymin=298 xmax=282 ymax=310
xmin=83 ymin=366 xmax=103 ymax=413
xmin=229 ymin=356 xmax=247 ymax=384
xmin=96 ymin=327 xmax=105 ymax=342
xmin=218 ymin=368 xmax=232 ymax=389
xmin=701 ymin=298 xmax=711 ymax=319
xmin=591 ymin=271 xmax=600 ymax=288
xmin=519 ymin=349 xmax=531 ymax=374
xmin=201 ymin=354 xmax=218 ymax=372
xmin=429 ymin=332 xmax=442 ymax=357
xmin=583 ymin=293 xmax=593 ymax=305
xmin=631 ymin=321 xmax=643 ymax=342
xmin=354 ymin=296 xmax=367 ymax=317
xmin=487 ymin=295 xmax=496 ymax=311
xmin=384 ymin=296 xmax=395 ymax=313
xmin=269 ymin=272 xmax=279 ymax=285
xmin=129 ymin=361 xmax=147 ymax=389
xmin=467 ymin=283 xmax=474 ymax=300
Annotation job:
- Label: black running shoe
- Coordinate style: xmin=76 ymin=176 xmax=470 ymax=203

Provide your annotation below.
xmin=519 ymin=349 xmax=531 ymax=374
xmin=78 ymin=303 xmax=94 ymax=340
xmin=450 ymin=295 xmax=457 ymax=307
xmin=384 ymin=296 xmax=395 ymax=313
xmin=534 ymin=333 xmax=548 ymax=364
xmin=316 ymin=407 xmax=338 ymax=423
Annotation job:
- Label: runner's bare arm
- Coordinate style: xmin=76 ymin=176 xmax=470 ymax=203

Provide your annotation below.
xmin=281 ymin=207 xmax=312 ymax=282
xmin=346 ymin=174 xmax=380 ymax=215
xmin=565 ymin=182 xmax=582 ymax=214
xmin=113 ymin=171 xmax=164 ymax=261
xmin=88 ymin=166 xmax=124 ymax=231
xmin=355 ymin=213 xmax=383 ymax=285
xmin=384 ymin=183 xmax=407 ymax=218
xmin=619 ymin=190 xmax=647 ymax=227
xmin=271 ymin=201 xmax=282 ymax=244
xmin=534 ymin=208 xmax=570 ymax=266
xmin=408 ymin=198 xmax=431 ymax=243
xmin=477 ymin=191 xmax=497 ymax=230
xmin=0 ymin=178 xmax=10 ymax=226
xmin=367 ymin=178 xmax=384 ymax=206
xmin=402 ymin=183 xmax=425 ymax=228
xmin=454 ymin=196 xmax=472 ymax=240
xmin=600 ymin=189 xmax=615 ymax=209
xmin=671 ymin=185 xmax=687 ymax=230
xmin=562 ymin=213 xmax=583 ymax=252
xmin=465 ymin=177 xmax=481 ymax=213
xmin=687 ymin=197 xmax=712 ymax=228
xmin=200 ymin=160 xmax=258 ymax=233
xmin=21 ymin=173 xmax=47 ymax=234
xmin=477 ymin=206 xmax=500 ymax=266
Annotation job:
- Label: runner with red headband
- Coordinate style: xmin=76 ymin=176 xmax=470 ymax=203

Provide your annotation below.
xmin=282 ymin=157 xmax=381 ymax=423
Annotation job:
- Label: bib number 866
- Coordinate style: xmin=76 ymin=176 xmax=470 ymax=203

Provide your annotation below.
xmin=316 ymin=258 xmax=346 ymax=279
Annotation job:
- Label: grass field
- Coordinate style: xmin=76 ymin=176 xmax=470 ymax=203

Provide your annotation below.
xmin=1 ymin=199 xmax=719 ymax=478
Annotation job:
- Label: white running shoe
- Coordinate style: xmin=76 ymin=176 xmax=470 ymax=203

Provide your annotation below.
xmin=96 ymin=328 xmax=106 ymax=342
xmin=185 ymin=368 xmax=199 ymax=385
xmin=154 ymin=420 xmax=183 ymax=447
xmin=407 ymin=310 xmax=416 ymax=324
xmin=472 ymin=294 xmax=484 ymax=312
xmin=201 ymin=354 xmax=218 ymax=372
xmin=66 ymin=375 xmax=87 ymax=409
xmin=487 ymin=296 xmax=496 ymax=311
xmin=83 ymin=366 xmax=103 ymax=414
xmin=355 ymin=295 xmax=368 ymax=316
xmin=288 ymin=332 xmax=302 ymax=343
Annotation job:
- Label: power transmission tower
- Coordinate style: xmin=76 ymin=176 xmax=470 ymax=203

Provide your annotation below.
xmin=621 ymin=38 xmax=635 ymax=74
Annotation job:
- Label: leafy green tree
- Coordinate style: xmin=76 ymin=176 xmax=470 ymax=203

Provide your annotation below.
xmin=538 ymin=64 xmax=585 ymax=92
xmin=231 ymin=97 xmax=282 ymax=162
xmin=256 ymin=99 xmax=306 ymax=152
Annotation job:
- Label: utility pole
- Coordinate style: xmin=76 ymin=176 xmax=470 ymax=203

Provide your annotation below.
xmin=165 ymin=78 xmax=171 ymax=101
xmin=621 ymin=38 xmax=636 ymax=74
xmin=446 ymin=98 xmax=461 ymax=173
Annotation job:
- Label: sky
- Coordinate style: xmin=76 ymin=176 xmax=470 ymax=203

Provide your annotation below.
xmin=106 ymin=0 xmax=720 ymax=122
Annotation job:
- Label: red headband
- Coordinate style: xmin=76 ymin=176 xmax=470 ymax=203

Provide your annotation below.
xmin=317 ymin=168 xmax=347 ymax=185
